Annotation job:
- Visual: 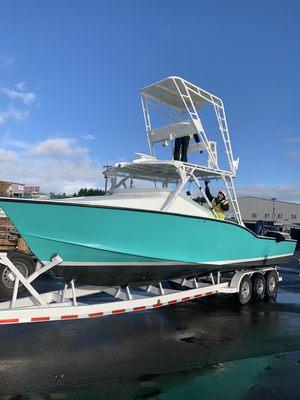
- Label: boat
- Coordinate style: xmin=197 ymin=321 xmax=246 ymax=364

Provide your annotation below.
xmin=0 ymin=77 xmax=296 ymax=290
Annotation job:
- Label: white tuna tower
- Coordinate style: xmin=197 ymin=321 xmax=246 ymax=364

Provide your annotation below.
xmin=140 ymin=76 xmax=243 ymax=225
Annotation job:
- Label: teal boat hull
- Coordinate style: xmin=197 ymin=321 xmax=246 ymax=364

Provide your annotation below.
xmin=0 ymin=198 xmax=296 ymax=285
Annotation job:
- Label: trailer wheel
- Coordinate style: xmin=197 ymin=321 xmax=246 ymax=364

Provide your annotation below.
xmin=237 ymin=275 xmax=252 ymax=305
xmin=265 ymin=270 xmax=278 ymax=300
xmin=0 ymin=251 xmax=35 ymax=298
xmin=252 ymin=273 xmax=266 ymax=301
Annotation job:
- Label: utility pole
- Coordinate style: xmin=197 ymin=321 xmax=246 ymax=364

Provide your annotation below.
xmin=271 ymin=197 xmax=277 ymax=224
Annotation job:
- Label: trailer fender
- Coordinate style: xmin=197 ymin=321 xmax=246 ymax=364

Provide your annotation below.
xmin=230 ymin=270 xmax=253 ymax=291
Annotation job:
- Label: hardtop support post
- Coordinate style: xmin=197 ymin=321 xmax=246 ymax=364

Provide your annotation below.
xmin=190 ymin=173 xmax=218 ymax=218
xmin=141 ymin=95 xmax=155 ymax=157
xmin=161 ymin=166 xmax=195 ymax=211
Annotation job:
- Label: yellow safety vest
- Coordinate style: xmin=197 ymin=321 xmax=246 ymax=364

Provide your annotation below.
xmin=211 ymin=198 xmax=228 ymax=220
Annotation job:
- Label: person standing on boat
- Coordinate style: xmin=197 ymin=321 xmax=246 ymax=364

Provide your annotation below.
xmin=204 ymin=181 xmax=229 ymax=220
xmin=174 ymin=135 xmax=189 ymax=162
xmin=173 ymin=133 xmax=202 ymax=162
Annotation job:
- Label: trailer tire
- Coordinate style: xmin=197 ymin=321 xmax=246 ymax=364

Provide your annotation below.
xmin=265 ymin=270 xmax=278 ymax=300
xmin=0 ymin=251 xmax=35 ymax=298
xmin=237 ymin=275 xmax=252 ymax=305
xmin=252 ymin=273 xmax=266 ymax=302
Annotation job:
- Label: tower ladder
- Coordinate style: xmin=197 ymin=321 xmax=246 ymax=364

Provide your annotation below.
xmin=212 ymin=101 xmax=237 ymax=174
xmin=223 ymin=174 xmax=243 ymax=226
xmin=173 ymin=78 xmax=218 ymax=169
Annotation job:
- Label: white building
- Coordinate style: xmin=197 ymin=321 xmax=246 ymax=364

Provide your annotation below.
xmin=237 ymin=196 xmax=300 ymax=229
xmin=0 ymin=181 xmax=25 ymax=197
xmin=10 ymin=183 xmax=25 ymax=197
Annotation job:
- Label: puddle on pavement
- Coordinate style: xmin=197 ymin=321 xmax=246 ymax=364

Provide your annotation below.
xmin=5 ymin=351 xmax=299 ymax=400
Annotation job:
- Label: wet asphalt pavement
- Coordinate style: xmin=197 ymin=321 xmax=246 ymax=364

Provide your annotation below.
xmin=0 ymin=251 xmax=299 ymax=399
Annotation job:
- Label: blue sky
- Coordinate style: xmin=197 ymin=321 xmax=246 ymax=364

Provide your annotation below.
xmin=0 ymin=0 xmax=299 ymax=200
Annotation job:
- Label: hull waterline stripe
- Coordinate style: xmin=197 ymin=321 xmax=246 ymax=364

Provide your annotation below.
xmin=52 ymin=261 xmax=191 ymax=267
xmin=42 ymin=253 xmax=294 ymax=268
xmin=207 ymin=253 xmax=294 ymax=265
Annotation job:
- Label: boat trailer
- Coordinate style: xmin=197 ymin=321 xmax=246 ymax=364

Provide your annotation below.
xmin=0 ymin=252 xmax=281 ymax=325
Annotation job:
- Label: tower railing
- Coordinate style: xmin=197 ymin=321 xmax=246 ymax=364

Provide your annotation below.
xmin=140 ymin=77 xmax=244 ymax=226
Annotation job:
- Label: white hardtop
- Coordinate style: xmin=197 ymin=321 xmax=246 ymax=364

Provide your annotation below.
xmin=106 ymin=156 xmax=231 ymax=184
xmin=100 ymin=156 xmax=218 ymax=217
xmin=141 ymin=76 xmax=223 ymax=112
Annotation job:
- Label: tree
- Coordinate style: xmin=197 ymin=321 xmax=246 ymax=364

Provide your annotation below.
xmin=76 ymin=188 xmax=106 ymax=197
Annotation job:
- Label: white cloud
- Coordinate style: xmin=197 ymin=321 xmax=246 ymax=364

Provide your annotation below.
xmin=15 ymin=82 xmax=26 ymax=91
xmin=0 ymin=83 xmax=37 ymax=105
xmin=284 ymin=136 xmax=300 ymax=144
xmin=0 ymin=131 xmax=29 ymax=149
xmin=0 ymin=79 xmax=102 ymax=193
xmin=0 ymin=83 xmax=36 ymax=126
xmin=0 ymin=157 xmax=102 ymax=194
xmin=237 ymin=183 xmax=300 ymax=203
xmin=27 ymin=138 xmax=88 ymax=159
xmin=0 ymin=108 xmax=29 ymax=124
xmin=39 ymin=159 xmax=102 ymax=193
xmin=0 ymin=149 xmax=19 ymax=161
xmin=5 ymin=138 xmax=28 ymax=149
xmin=0 ymin=138 xmax=103 ymax=194
xmin=0 ymin=53 xmax=15 ymax=68
xmin=286 ymin=150 xmax=300 ymax=159
xmin=80 ymin=133 xmax=96 ymax=140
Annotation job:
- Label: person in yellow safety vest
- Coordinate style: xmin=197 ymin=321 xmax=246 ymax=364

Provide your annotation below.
xmin=205 ymin=181 xmax=229 ymax=220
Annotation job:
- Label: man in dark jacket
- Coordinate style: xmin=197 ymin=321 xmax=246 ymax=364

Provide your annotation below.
xmin=174 ymin=136 xmax=190 ymax=162
xmin=173 ymin=133 xmax=202 ymax=162
xmin=205 ymin=181 xmax=229 ymax=220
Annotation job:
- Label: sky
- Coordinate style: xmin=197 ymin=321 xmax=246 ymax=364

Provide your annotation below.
xmin=0 ymin=0 xmax=299 ymax=201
